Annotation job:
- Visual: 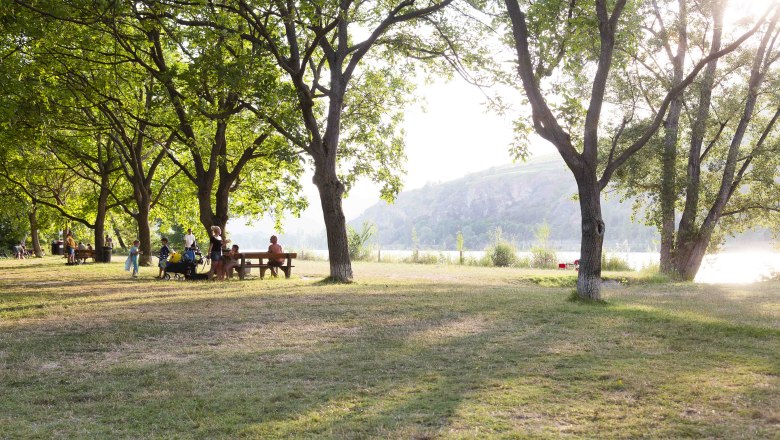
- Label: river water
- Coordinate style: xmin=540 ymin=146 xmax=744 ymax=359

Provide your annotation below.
xmin=296 ymin=249 xmax=780 ymax=284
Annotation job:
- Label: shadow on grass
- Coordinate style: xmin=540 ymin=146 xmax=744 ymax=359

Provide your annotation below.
xmin=2 ymin=278 xmax=779 ymax=438
xmin=2 ymin=258 xmax=780 ymax=436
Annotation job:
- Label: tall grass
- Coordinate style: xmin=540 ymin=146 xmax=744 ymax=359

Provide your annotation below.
xmin=601 ymin=253 xmax=632 ymax=271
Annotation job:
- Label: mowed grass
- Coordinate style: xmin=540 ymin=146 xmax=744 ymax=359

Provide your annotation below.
xmin=1 ymin=257 xmax=778 ymax=439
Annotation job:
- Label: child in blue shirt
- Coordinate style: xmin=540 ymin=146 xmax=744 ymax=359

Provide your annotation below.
xmin=125 ymin=240 xmax=142 ymax=277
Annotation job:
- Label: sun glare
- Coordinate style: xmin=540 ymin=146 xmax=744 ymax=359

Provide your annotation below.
xmin=722 ymin=0 xmax=779 ymax=30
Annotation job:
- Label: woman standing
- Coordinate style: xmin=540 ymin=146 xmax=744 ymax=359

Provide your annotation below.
xmin=206 ymin=226 xmax=227 ymax=280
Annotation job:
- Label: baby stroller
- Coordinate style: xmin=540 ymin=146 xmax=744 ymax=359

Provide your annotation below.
xmin=162 ymin=246 xmax=203 ymax=280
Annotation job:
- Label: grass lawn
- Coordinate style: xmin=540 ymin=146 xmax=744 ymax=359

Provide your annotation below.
xmin=1 ymin=256 xmax=778 ymax=439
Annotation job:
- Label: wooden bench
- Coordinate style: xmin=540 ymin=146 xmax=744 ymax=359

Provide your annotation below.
xmin=236 ymin=252 xmax=297 ymax=280
xmin=74 ymin=248 xmax=97 ymax=263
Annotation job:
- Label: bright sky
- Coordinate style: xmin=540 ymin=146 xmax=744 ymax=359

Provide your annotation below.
xmin=230 ymin=0 xmax=778 ymax=240
xmin=229 ymin=76 xmax=556 ymax=238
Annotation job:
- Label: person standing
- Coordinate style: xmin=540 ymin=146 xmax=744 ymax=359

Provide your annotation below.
xmin=184 ymin=228 xmax=196 ymax=249
xmin=206 ymin=226 xmax=228 ymax=280
xmin=65 ymin=231 xmax=77 ymax=265
xmin=14 ymin=239 xmax=26 ymax=259
xmin=157 ymin=237 xmax=171 ymax=279
xmin=125 ymin=240 xmax=142 ymax=277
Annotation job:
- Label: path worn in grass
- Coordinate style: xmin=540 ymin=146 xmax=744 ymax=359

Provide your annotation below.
xmin=1 ymin=257 xmax=778 ymax=438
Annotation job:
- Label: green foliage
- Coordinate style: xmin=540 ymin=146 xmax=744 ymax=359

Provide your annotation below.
xmin=490 ymin=243 xmax=517 ymax=267
xmin=0 ymin=210 xmax=27 ymax=249
xmin=456 ymin=230 xmax=465 ymax=264
xmin=487 ymin=227 xmax=517 ymax=267
xmin=601 ymin=253 xmax=632 ymax=272
xmin=411 ymin=227 xmax=419 ymax=263
xmin=635 ymin=264 xmax=673 ymax=284
xmin=530 ymin=221 xmax=557 ymax=268
xmin=347 ymin=221 xmax=376 ymax=261
xmin=606 ymin=0 xmax=780 ymax=275
xmin=402 ymin=252 xmax=445 ymax=265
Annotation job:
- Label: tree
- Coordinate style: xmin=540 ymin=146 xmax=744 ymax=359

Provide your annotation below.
xmin=530 ymin=221 xmax=556 ymax=268
xmin=456 ymin=230 xmax=465 ymax=264
xmin=12 ymin=0 xmax=307 ymax=256
xmin=500 ymin=0 xmax=767 ymax=299
xmin=7 ymin=1 xmax=168 ymax=264
xmin=102 ymin=4 xmax=306 ymax=240
xmin=196 ymin=0 xmax=455 ymax=281
xmin=613 ymin=1 xmax=780 ymax=279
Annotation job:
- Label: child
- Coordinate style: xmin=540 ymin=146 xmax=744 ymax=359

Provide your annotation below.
xmin=157 ymin=237 xmax=171 ymax=279
xmin=223 ymin=244 xmax=241 ymax=279
xmin=125 ymin=240 xmax=142 ymax=278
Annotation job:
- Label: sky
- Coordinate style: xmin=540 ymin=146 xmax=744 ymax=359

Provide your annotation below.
xmin=229 ymin=0 xmax=778 ymax=247
xmin=227 ymin=75 xmax=558 ymax=244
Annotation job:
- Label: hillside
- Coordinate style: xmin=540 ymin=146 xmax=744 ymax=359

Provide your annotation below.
xmin=351 ymin=155 xmax=659 ymax=251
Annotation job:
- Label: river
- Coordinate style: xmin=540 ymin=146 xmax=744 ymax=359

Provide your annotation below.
xmin=294 ymin=249 xmax=780 ymax=284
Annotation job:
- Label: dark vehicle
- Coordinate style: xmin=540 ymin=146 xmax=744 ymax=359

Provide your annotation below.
xmin=162 ymin=247 xmax=207 ymax=280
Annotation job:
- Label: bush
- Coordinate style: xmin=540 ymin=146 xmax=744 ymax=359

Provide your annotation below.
xmin=635 ymin=263 xmax=672 ymax=283
xmin=531 ymin=221 xmax=557 ymax=268
xmin=347 ymin=221 xmax=376 ymax=261
xmin=402 ymin=252 xmax=448 ymax=265
xmin=602 ymin=253 xmax=632 ymax=271
xmin=490 ymin=242 xmax=517 ymax=267
xmin=530 ymin=246 xmax=557 ymax=269
xmin=515 ymin=255 xmax=532 ymax=268
xmin=417 ymin=253 xmax=442 ymax=264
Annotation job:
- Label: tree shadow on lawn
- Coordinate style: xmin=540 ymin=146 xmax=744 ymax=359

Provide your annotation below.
xmin=607 ymin=282 xmax=780 ymax=332
xmin=3 ymin=282 xmax=779 ymax=438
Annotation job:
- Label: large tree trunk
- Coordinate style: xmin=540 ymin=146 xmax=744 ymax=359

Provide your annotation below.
xmin=673 ymin=14 xmax=773 ymax=280
xmin=659 ymin=99 xmax=681 ymax=274
xmin=659 ymin=0 xmax=687 ymax=275
xmin=677 ymin=7 xmax=722 ymax=257
xmin=136 ymin=203 xmax=152 ymax=266
xmin=672 ymin=230 xmax=711 ymax=281
xmin=314 ymin=169 xmax=353 ymax=282
xmin=94 ymin=176 xmax=109 ymax=260
xmin=575 ymin=174 xmax=604 ymax=300
xmin=195 ymin=180 xmax=221 ymax=240
xmin=28 ymin=205 xmax=43 ymax=257
xmin=214 ymin=176 xmax=232 ymax=240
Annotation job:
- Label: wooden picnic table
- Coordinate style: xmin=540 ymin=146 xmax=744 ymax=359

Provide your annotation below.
xmin=237 ymin=252 xmax=297 ymax=280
